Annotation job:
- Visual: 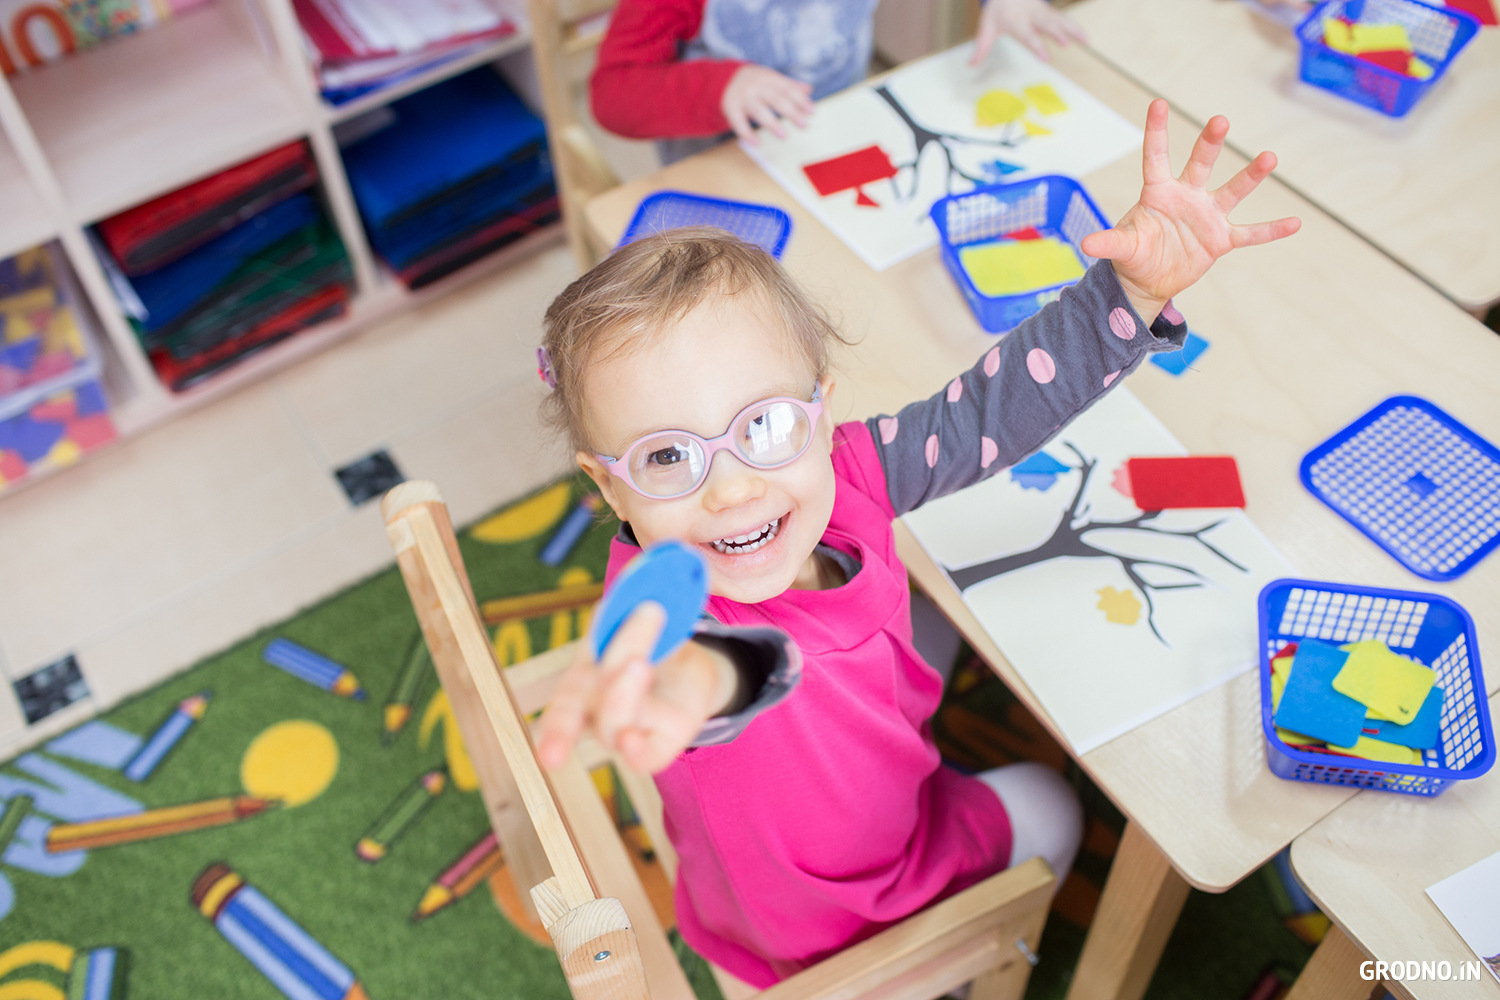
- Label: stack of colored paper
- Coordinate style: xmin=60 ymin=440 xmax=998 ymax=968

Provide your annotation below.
xmin=1271 ymin=638 xmax=1444 ymax=764
xmin=341 ymin=68 xmax=558 ymax=290
xmin=95 ymin=143 xmax=354 ymax=392
xmin=0 ymin=248 xmax=117 ymax=493
xmin=1323 ymin=16 xmax=1434 ymax=79
xmin=958 ymin=230 xmax=1085 ymax=298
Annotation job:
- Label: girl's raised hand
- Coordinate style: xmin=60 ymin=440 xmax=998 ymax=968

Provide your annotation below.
xmin=1079 ymin=99 xmax=1301 ymax=323
xmin=536 ymin=602 xmax=737 ymax=774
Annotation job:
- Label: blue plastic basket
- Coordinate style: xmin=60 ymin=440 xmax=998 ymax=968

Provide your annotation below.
xmin=1300 ymin=396 xmax=1500 ymax=581
xmin=617 ymin=191 xmax=792 ymax=258
xmin=1258 ymin=578 xmax=1493 ymax=796
xmin=1295 ymin=0 xmax=1479 ymax=117
xmin=930 ymin=176 xmax=1108 ymax=334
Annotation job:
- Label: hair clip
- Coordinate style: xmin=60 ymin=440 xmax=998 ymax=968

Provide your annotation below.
xmin=536 ymin=346 xmax=557 ymax=389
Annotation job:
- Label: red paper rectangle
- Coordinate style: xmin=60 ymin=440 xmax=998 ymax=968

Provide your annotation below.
xmin=1126 ymin=456 xmax=1246 ymax=510
xmin=802 ymin=146 xmax=898 ymax=197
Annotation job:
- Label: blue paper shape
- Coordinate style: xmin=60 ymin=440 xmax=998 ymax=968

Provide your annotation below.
xmin=986 ymin=159 xmax=1024 ymax=178
xmin=1274 ymin=639 xmax=1366 ymax=746
xmin=591 ymin=540 xmax=709 ymax=664
xmin=1009 ymin=451 xmax=1071 ymax=491
xmin=1364 ymin=685 xmax=1443 ymax=749
xmin=45 ymin=721 xmax=143 ymax=769
xmin=1149 ymin=331 xmax=1209 ymax=376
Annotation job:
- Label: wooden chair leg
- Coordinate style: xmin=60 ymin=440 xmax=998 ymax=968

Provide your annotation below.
xmin=1064 ymin=821 xmax=1190 ymax=1000
xmin=1283 ymin=925 xmax=1375 ymax=1000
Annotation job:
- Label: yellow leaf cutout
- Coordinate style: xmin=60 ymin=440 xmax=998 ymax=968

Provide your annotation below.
xmin=976 ymin=89 xmax=1027 ymax=126
xmin=1096 ymin=586 xmax=1142 ymax=625
xmin=1024 ymin=83 xmax=1068 ymax=115
xmin=470 ymin=483 xmax=572 ymax=543
xmin=1023 ymin=119 xmax=1051 ymax=137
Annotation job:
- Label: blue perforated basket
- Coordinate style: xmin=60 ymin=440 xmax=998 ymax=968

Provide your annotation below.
xmin=1300 ymin=396 xmax=1500 ymax=581
xmin=930 ymin=176 xmax=1108 ymax=334
xmin=1295 ymin=0 xmax=1479 ymax=117
xmin=1258 ymin=578 xmax=1492 ymax=796
xmin=617 ymin=191 xmax=792 ymax=258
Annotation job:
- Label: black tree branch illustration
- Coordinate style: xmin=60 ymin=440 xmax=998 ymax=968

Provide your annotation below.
xmin=944 ymin=442 xmax=1249 ymax=645
xmin=871 ymin=85 xmax=1024 ymax=199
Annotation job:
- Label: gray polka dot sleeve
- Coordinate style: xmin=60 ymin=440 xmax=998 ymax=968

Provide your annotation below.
xmin=869 ymin=261 xmax=1187 ymax=518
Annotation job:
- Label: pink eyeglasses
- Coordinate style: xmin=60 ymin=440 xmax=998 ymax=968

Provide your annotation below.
xmin=597 ymin=383 xmax=824 ymax=499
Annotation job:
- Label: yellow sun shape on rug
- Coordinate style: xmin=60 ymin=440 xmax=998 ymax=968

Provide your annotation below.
xmin=240 ymin=720 xmax=339 ymax=807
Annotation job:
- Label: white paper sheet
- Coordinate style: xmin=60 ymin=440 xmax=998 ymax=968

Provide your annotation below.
xmin=901 ymin=388 xmax=1295 ymax=754
xmin=1427 ymin=851 xmax=1500 ymax=984
xmin=742 ymin=40 xmax=1142 ymax=270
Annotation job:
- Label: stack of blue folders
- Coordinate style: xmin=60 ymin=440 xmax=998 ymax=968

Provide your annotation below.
xmin=341 ymin=67 xmax=559 ymax=289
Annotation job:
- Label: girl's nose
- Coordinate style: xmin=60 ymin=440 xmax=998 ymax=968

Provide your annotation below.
xmin=700 ymin=449 xmax=767 ymax=511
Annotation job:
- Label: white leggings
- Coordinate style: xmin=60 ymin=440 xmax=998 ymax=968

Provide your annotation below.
xmin=977 ymin=761 xmax=1084 ymax=880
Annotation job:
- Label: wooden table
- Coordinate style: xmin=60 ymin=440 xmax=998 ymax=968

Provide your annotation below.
xmin=1066 ymin=0 xmax=1500 ymax=313
xmin=1288 ymin=692 xmax=1500 ymax=1000
xmin=584 ymin=42 xmax=1500 ymax=1000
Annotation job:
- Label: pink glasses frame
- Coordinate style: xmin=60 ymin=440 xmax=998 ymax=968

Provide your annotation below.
xmin=596 ymin=383 xmax=825 ymax=499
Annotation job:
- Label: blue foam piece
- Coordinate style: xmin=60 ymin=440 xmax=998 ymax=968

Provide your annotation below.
xmin=590 ymin=541 xmax=709 ymax=664
xmin=1364 ymin=685 xmax=1443 ymax=749
xmin=1149 ymin=330 xmax=1209 ymax=376
xmin=1274 ymin=639 xmax=1366 ymax=746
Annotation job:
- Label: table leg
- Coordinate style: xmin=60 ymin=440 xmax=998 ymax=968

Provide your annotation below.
xmin=1064 ymin=820 xmax=1191 ymax=1000
xmin=1283 ymin=925 xmax=1376 ymax=1000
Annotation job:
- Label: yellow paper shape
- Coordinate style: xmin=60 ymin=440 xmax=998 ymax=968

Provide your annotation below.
xmin=1349 ymin=22 xmax=1413 ymax=54
xmin=1023 ymin=118 xmax=1052 ymax=137
xmin=1024 ymin=83 xmax=1068 ymax=115
xmin=1328 ymin=735 xmax=1423 ymax=765
xmin=1096 ymin=586 xmax=1141 ymax=625
xmin=1324 ymin=18 xmax=1354 ymax=52
xmin=959 ymin=237 xmax=1085 ymax=297
xmin=1408 ymin=55 xmax=1433 ymax=79
xmin=1271 ymin=669 xmax=1287 ymax=711
xmin=976 ymin=89 xmax=1027 ymax=126
xmin=1334 ymin=641 xmax=1435 ymax=724
xmin=1276 ymin=727 xmax=1322 ymax=746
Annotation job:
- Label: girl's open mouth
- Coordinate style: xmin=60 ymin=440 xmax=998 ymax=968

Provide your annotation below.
xmin=710 ymin=515 xmax=784 ymax=555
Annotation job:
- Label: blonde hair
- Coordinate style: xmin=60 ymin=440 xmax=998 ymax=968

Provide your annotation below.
xmin=540 ymin=227 xmax=849 ymax=450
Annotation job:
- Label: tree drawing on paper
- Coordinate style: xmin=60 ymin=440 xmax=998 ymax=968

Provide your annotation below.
xmin=944 ymin=443 xmax=1249 ymax=645
xmin=799 ymin=82 xmax=1069 ymax=209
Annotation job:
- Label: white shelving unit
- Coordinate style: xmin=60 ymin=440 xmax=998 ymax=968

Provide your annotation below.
xmin=0 ymin=0 xmax=559 ymax=489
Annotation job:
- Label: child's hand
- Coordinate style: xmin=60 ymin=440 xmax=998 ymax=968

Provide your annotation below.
xmin=972 ymin=0 xmax=1086 ymax=65
xmin=536 ymin=602 xmax=737 ymax=774
xmin=1079 ymin=100 xmax=1301 ymax=323
xmin=721 ymin=64 xmax=815 ymax=144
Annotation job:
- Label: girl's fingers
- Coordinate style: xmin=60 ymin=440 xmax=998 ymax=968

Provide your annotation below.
xmin=536 ymin=654 xmax=597 ymax=768
xmin=1141 ymin=99 xmax=1173 ymax=186
xmin=595 ymin=659 xmax=655 ymax=751
xmin=752 ymin=99 xmax=788 ymax=138
xmin=618 ymin=706 xmax=701 ymax=773
xmin=1230 ymin=215 xmax=1302 ymax=249
xmin=1214 ymin=150 xmax=1277 ymax=213
xmin=1017 ymin=24 xmax=1050 ymax=61
xmin=598 ymin=601 xmax=667 ymax=676
xmin=726 ymin=103 xmax=756 ymax=144
xmin=1080 ymin=226 xmax=1132 ymax=261
xmin=1041 ymin=15 xmax=1084 ymax=46
xmin=970 ymin=21 xmax=1001 ymax=65
xmin=1180 ymin=115 xmax=1228 ymax=189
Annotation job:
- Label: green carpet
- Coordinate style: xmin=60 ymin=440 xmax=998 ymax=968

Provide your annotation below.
xmin=0 ymin=475 xmax=1314 ymax=1000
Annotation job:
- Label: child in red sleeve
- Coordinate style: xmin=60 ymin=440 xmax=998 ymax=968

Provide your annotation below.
xmin=591 ymin=0 xmax=1086 ymax=163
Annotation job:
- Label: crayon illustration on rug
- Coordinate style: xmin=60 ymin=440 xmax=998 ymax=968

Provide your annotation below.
xmin=0 ymin=476 xmax=712 ymax=1000
xmin=742 ymin=40 xmax=1141 ymax=269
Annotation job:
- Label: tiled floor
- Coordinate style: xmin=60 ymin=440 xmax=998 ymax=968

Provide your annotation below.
xmin=0 ymin=119 xmax=660 ymax=758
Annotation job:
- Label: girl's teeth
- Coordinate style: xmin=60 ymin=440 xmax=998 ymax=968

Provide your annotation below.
xmin=711 ymin=518 xmax=780 ymax=554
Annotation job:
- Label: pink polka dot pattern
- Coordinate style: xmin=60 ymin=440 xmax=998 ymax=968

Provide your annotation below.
xmin=947 ymin=378 xmax=963 ymax=403
xmin=1103 ymin=370 xmax=1120 ymax=388
xmin=1026 ymin=348 xmax=1056 ymax=384
xmin=878 ymin=417 xmax=899 ymax=444
xmin=983 ymin=346 xmax=1001 ymax=378
xmin=925 ymin=435 xmax=940 ymax=468
xmin=1160 ymin=299 xmax=1183 ymax=325
xmin=981 ymin=436 xmax=999 ymax=469
xmin=1108 ymin=307 xmax=1137 ymax=340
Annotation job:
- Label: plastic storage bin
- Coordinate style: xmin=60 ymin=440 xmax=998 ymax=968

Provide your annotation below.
xmin=1295 ymin=0 xmax=1479 ymax=117
xmin=618 ymin=191 xmax=793 ymax=259
xmin=1257 ymin=577 xmax=1493 ymax=796
xmin=0 ymin=248 xmax=117 ymax=493
xmin=930 ymin=175 xmax=1107 ymax=334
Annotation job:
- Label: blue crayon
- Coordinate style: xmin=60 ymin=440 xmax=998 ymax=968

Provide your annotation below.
xmin=263 ymin=639 xmax=366 ymax=700
xmin=66 ymin=946 xmax=127 ymax=999
xmin=540 ymin=493 xmax=602 ymax=566
xmin=124 ymin=692 xmax=210 ymax=782
xmin=193 ymin=863 xmax=368 ymax=1000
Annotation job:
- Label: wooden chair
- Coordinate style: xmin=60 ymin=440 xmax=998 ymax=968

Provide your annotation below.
xmin=382 ymin=480 xmax=1057 ymax=1000
xmin=527 ymin=0 xmax=621 ymax=269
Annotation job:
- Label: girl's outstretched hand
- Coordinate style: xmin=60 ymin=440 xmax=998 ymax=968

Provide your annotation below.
xmin=1079 ymin=99 xmax=1301 ymax=324
xmin=972 ymin=0 xmax=1086 ymax=65
xmin=536 ymin=602 xmax=737 ymax=774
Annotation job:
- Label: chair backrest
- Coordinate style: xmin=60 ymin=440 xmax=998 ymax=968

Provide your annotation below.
xmin=528 ymin=0 xmax=621 ymax=269
xmin=382 ymin=480 xmax=1056 ymax=1000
